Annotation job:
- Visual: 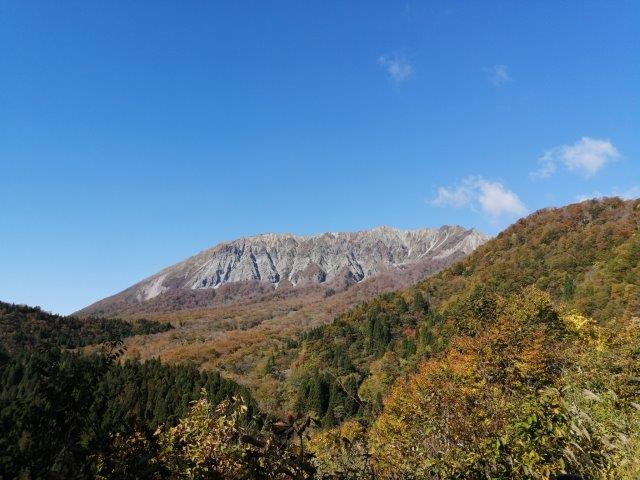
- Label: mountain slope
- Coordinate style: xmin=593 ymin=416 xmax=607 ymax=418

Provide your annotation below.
xmin=288 ymin=197 xmax=640 ymax=423
xmin=298 ymin=197 xmax=640 ymax=478
xmin=3 ymin=198 xmax=639 ymax=478
xmin=74 ymin=225 xmax=486 ymax=412
xmin=78 ymin=225 xmax=488 ymax=318
xmin=0 ymin=300 xmax=172 ymax=356
xmin=412 ymin=196 xmax=640 ymax=319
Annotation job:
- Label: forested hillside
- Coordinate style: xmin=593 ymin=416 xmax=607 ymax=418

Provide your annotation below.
xmin=1 ymin=198 xmax=639 ymax=479
xmin=283 ymin=198 xmax=640 ymax=478
xmin=0 ymin=301 xmax=172 ymax=355
xmin=288 ymin=198 xmax=640 ymax=425
xmin=0 ymin=347 xmax=256 ymax=478
xmin=412 ymin=196 xmax=640 ymax=319
xmin=0 ymin=304 xmax=262 ymax=478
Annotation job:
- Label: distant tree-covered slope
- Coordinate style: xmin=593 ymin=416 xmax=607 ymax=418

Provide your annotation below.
xmin=414 ymin=197 xmax=640 ymax=320
xmin=0 ymin=301 xmax=173 ymax=355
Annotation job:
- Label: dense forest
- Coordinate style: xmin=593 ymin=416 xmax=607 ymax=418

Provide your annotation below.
xmin=1 ymin=198 xmax=639 ymax=478
xmin=288 ymin=198 xmax=640 ymax=425
xmin=286 ymin=198 xmax=640 ymax=477
xmin=0 ymin=304 xmax=263 ymax=478
xmin=0 ymin=301 xmax=173 ymax=355
xmin=0 ymin=347 xmax=257 ymax=478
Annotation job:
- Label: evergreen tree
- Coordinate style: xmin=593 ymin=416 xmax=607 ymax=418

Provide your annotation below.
xmin=411 ymin=291 xmax=429 ymax=314
xmin=563 ymin=273 xmax=576 ymax=300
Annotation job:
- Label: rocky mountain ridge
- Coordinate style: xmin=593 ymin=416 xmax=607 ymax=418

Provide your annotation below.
xmin=79 ymin=225 xmax=489 ymax=316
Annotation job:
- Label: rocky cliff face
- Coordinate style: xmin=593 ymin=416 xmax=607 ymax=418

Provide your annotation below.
xmin=79 ymin=225 xmax=489 ymax=316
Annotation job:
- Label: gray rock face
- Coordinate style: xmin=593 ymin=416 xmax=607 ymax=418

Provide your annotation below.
xmin=106 ymin=225 xmax=489 ymax=305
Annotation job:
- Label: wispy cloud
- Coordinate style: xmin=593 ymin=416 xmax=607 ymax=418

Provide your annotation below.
xmin=577 ymin=185 xmax=640 ymax=202
xmin=562 ymin=137 xmax=620 ymax=177
xmin=531 ymin=137 xmax=620 ymax=179
xmin=432 ymin=185 xmax=472 ymax=208
xmin=576 ymin=192 xmax=604 ymax=202
xmin=431 ymin=176 xmax=527 ymax=222
xmin=486 ymin=64 xmax=511 ymax=87
xmin=378 ymin=55 xmax=413 ymax=83
xmin=621 ymin=186 xmax=640 ymax=199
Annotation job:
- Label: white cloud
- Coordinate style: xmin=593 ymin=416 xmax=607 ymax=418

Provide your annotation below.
xmin=431 ymin=185 xmax=472 ymax=208
xmin=476 ymin=178 xmax=527 ymax=218
xmin=531 ymin=150 xmax=557 ymax=179
xmin=531 ymin=137 xmax=620 ymax=179
xmin=562 ymin=137 xmax=620 ymax=177
xmin=430 ymin=176 xmax=527 ymax=221
xmin=486 ymin=64 xmax=511 ymax=87
xmin=378 ymin=55 xmax=413 ymax=83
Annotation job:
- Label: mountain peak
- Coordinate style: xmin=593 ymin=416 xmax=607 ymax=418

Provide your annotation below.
xmin=79 ymin=225 xmax=489 ymax=317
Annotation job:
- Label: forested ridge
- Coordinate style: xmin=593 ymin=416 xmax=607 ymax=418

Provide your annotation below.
xmin=284 ymin=198 xmax=640 ymax=477
xmin=0 ymin=347 xmax=256 ymax=478
xmin=0 ymin=304 xmax=261 ymax=478
xmin=413 ymin=196 xmax=640 ymax=318
xmin=1 ymin=197 xmax=639 ymax=478
xmin=0 ymin=301 xmax=173 ymax=355
xmin=289 ymin=197 xmax=640 ymax=426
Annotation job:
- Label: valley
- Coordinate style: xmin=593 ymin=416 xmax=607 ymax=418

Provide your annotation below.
xmin=3 ymin=4 xmax=635 ymax=477
xmin=77 ymin=225 xmax=487 ymax=411
xmin=3 ymin=198 xmax=639 ymax=479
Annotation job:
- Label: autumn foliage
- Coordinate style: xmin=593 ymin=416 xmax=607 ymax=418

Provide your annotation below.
xmin=2 ymin=198 xmax=640 ymax=478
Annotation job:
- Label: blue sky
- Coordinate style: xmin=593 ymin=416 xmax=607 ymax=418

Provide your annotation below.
xmin=1 ymin=1 xmax=638 ymax=314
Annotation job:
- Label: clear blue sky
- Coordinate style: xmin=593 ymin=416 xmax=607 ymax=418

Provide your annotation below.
xmin=1 ymin=1 xmax=638 ymax=315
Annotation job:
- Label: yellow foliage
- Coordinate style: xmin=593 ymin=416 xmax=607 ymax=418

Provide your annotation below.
xmin=308 ymin=420 xmax=371 ymax=478
xmin=369 ymin=288 xmax=581 ymax=478
xmin=561 ymin=310 xmax=604 ymax=350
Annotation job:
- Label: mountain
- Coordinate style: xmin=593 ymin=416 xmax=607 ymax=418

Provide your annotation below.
xmin=73 ymin=225 xmax=487 ymax=409
xmin=286 ymin=197 xmax=640 ymax=477
xmin=287 ymin=197 xmax=640 ymax=418
xmin=3 ymin=198 xmax=640 ymax=478
xmin=78 ymin=225 xmax=488 ymax=318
